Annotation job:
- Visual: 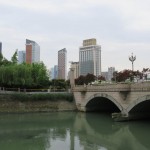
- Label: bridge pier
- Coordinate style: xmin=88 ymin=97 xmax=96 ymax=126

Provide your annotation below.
xmin=112 ymin=112 xmax=150 ymax=121
xmin=112 ymin=112 xmax=129 ymax=121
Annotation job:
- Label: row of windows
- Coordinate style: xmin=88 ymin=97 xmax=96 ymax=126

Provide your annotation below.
xmin=79 ymin=50 xmax=93 ymax=62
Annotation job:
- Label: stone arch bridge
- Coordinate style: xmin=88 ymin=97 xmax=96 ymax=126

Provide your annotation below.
xmin=72 ymin=82 xmax=150 ymax=121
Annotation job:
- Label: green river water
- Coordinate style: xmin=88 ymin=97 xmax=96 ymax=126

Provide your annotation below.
xmin=0 ymin=112 xmax=150 ymax=150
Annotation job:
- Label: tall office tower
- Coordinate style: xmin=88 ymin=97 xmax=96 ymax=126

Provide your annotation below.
xmin=26 ymin=39 xmax=40 ymax=64
xmin=70 ymin=62 xmax=79 ymax=79
xmin=58 ymin=48 xmax=67 ymax=80
xmin=50 ymin=67 xmax=54 ymax=79
xmin=79 ymin=38 xmax=101 ymax=76
xmin=18 ymin=50 xmax=26 ymax=64
xmin=0 ymin=42 xmax=2 ymax=54
xmin=54 ymin=65 xmax=58 ymax=79
xmin=108 ymin=67 xmax=115 ymax=81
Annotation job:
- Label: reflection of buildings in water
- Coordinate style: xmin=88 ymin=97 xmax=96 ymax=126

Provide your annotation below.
xmin=73 ymin=113 xmax=149 ymax=150
xmin=38 ymin=112 xmax=150 ymax=150
xmin=45 ymin=129 xmax=70 ymax=150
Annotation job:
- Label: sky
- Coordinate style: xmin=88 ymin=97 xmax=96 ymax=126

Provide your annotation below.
xmin=0 ymin=0 xmax=150 ymax=72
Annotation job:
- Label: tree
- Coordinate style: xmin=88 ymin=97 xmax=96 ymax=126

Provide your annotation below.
xmin=50 ymin=79 xmax=67 ymax=90
xmin=0 ymin=53 xmax=3 ymax=63
xmin=97 ymin=75 xmax=106 ymax=81
xmin=75 ymin=73 xmax=96 ymax=85
xmin=11 ymin=50 xmax=18 ymax=64
xmin=111 ymin=69 xmax=143 ymax=82
xmin=75 ymin=75 xmax=85 ymax=85
xmin=0 ymin=63 xmax=50 ymax=88
xmin=85 ymin=73 xmax=96 ymax=84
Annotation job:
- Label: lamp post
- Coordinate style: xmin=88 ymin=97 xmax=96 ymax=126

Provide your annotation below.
xmin=129 ymin=53 xmax=136 ymax=82
xmin=129 ymin=53 xmax=136 ymax=72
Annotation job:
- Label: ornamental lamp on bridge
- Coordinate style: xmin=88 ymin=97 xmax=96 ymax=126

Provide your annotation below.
xmin=129 ymin=53 xmax=136 ymax=72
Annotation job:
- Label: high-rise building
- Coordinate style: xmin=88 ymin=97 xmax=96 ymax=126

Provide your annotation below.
xmin=50 ymin=65 xmax=58 ymax=80
xmin=58 ymin=48 xmax=67 ymax=80
xmin=18 ymin=50 xmax=26 ymax=64
xmin=70 ymin=62 xmax=79 ymax=79
xmin=50 ymin=67 xmax=54 ymax=80
xmin=54 ymin=65 xmax=58 ymax=79
xmin=108 ymin=67 xmax=115 ymax=81
xmin=0 ymin=42 xmax=2 ymax=54
xmin=26 ymin=39 xmax=40 ymax=64
xmin=79 ymin=38 xmax=101 ymax=76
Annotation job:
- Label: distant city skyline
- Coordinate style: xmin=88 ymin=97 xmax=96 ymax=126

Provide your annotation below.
xmin=1 ymin=0 xmax=150 ymax=72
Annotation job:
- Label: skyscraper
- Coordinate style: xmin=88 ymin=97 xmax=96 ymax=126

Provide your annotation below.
xmin=26 ymin=39 xmax=40 ymax=64
xmin=50 ymin=65 xmax=58 ymax=79
xmin=0 ymin=42 xmax=2 ymax=54
xmin=50 ymin=67 xmax=55 ymax=80
xmin=18 ymin=50 xmax=26 ymax=64
xmin=108 ymin=67 xmax=115 ymax=81
xmin=79 ymin=38 xmax=101 ymax=76
xmin=58 ymin=48 xmax=67 ymax=80
xmin=54 ymin=65 xmax=58 ymax=79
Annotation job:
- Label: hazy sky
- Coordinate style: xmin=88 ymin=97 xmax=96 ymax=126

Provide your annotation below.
xmin=0 ymin=0 xmax=150 ymax=72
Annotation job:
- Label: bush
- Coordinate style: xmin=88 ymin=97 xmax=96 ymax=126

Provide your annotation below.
xmin=11 ymin=93 xmax=74 ymax=102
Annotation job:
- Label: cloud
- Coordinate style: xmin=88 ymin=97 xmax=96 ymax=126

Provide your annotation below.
xmin=0 ymin=0 xmax=150 ymax=71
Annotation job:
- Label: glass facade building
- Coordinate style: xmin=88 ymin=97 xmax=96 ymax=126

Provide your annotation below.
xmin=26 ymin=39 xmax=40 ymax=64
xmin=79 ymin=39 xmax=101 ymax=76
xmin=18 ymin=50 xmax=26 ymax=64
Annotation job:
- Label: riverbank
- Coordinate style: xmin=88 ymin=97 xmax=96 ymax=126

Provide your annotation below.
xmin=0 ymin=93 xmax=77 ymax=113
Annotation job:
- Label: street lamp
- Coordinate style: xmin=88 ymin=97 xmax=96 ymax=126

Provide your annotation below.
xmin=129 ymin=53 xmax=136 ymax=72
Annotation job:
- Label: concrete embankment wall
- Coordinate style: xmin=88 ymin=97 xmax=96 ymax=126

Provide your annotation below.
xmin=0 ymin=93 xmax=77 ymax=113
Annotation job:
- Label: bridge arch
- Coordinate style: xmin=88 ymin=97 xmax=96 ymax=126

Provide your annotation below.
xmin=83 ymin=93 xmax=123 ymax=112
xmin=126 ymin=95 xmax=150 ymax=113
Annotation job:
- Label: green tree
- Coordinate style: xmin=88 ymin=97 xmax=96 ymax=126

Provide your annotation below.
xmin=11 ymin=50 xmax=18 ymax=64
xmin=0 ymin=53 xmax=3 ymax=63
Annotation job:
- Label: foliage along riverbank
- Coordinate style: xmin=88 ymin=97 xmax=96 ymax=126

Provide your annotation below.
xmin=0 ymin=93 xmax=77 ymax=113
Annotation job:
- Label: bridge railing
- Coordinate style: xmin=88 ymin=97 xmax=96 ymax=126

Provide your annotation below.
xmin=73 ymin=83 xmax=131 ymax=92
xmin=130 ymin=82 xmax=150 ymax=91
xmin=73 ymin=82 xmax=150 ymax=92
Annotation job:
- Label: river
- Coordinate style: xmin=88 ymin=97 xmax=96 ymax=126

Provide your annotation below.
xmin=0 ymin=112 xmax=150 ymax=150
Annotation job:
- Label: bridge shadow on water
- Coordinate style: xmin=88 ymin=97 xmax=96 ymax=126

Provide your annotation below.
xmin=129 ymin=100 xmax=150 ymax=120
xmin=86 ymin=96 xmax=150 ymax=121
xmin=86 ymin=97 xmax=120 ymax=113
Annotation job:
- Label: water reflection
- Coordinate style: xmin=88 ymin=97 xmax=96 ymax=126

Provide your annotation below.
xmin=0 ymin=112 xmax=150 ymax=150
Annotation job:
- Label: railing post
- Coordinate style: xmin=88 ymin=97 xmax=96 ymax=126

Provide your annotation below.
xmin=24 ymin=88 xmax=26 ymax=93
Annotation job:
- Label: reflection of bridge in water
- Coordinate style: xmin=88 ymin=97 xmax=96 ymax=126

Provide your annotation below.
xmin=70 ymin=69 xmax=150 ymax=121
xmin=0 ymin=112 xmax=149 ymax=150
xmin=72 ymin=113 xmax=150 ymax=150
